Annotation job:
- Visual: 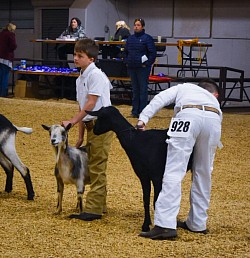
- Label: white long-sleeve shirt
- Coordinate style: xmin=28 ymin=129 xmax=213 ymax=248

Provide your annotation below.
xmin=139 ymin=83 xmax=222 ymax=124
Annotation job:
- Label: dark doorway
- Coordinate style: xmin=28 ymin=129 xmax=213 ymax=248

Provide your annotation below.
xmin=42 ymin=9 xmax=69 ymax=60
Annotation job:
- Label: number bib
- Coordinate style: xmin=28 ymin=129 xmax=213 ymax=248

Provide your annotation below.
xmin=167 ymin=118 xmax=192 ymax=138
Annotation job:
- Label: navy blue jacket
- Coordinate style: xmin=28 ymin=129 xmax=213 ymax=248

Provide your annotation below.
xmin=124 ymin=29 xmax=156 ymax=68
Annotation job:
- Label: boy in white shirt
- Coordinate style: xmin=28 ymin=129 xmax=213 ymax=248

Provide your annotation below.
xmin=62 ymin=38 xmax=113 ymax=221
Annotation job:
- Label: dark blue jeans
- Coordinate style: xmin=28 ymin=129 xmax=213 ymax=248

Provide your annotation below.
xmin=128 ymin=66 xmax=151 ymax=116
xmin=0 ymin=63 xmax=11 ymax=97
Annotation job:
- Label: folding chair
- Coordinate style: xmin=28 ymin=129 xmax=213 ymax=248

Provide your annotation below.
xmin=178 ymin=42 xmax=209 ymax=77
xmin=94 ymin=37 xmax=105 ymax=59
xmin=153 ymin=37 xmax=168 ymax=63
xmin=153 ymin=37 xmax=169 ymax=74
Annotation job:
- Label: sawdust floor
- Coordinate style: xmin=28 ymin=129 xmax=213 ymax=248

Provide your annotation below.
xmin=0 ymin=97 xmax=249 ymax=258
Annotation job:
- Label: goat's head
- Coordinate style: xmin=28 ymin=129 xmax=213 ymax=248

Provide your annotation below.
xmin=42 ymin=124 xmax=72 ymax=148
xmin=85 ymin=106 xmax=120 ymax=135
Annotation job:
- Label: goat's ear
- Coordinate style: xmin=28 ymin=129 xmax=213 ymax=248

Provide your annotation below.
xmin=42 ymin=124 xmax=50 ymax=131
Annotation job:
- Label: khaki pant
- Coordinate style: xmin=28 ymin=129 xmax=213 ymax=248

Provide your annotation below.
xmin=84 ymin=127 xmax=113 ymax=215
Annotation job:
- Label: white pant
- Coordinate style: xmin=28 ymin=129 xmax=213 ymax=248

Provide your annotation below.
xmin=154 ymin=109 xmax=222 ymax=231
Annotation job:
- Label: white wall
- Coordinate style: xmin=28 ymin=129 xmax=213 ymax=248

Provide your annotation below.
xmin=14 ymin=0 xmax=250 ymax=79
xmin=125 ymin=0 xmax=250 ymax=79
xmin=128 ymin=0 xmax=173 ymax=38
xmin=82 ymin=0 xmax=129 ymax=40
xmin=69 ymin=8 xmax=86 ymax=29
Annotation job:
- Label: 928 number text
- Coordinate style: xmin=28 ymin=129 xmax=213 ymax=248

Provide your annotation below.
xmin=167 ymin=118 xmax=192 ymax=137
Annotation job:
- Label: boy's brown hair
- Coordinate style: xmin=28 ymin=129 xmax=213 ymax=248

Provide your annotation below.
xmin=198 ymin=78 xmax=220 ymax=96
xmin=74 ymin=38 xmax=99 ymax=61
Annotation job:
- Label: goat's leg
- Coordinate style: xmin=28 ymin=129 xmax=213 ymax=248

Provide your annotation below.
xmin=77 ymin=192 xmax=83 ymax=213
xmin=5 ymin=166 xmax=14 ymax=193
xmin=55 ymin=176 xmax=64 ymax=214
xmin=0 ymin=153 xmax=14 ymax=193
xmin=152 ymin=178 xmax=163 ymax=209
xmin=139 ymin=178 xmax=152 ymax=232
xmin=21 ymin=168 xmax=35 ymax=200
xmin=76 ymin=183 xmax=84 ymax=213
xmin=0 ymin=137 xmax=35 ymax=200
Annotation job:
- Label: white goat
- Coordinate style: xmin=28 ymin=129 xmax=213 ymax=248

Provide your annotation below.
xmin=0 ymin=114 xmax=35 ymax=200
xmin=42 ymin=123 xmax=89 ymax=214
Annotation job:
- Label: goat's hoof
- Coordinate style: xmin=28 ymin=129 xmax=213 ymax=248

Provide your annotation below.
xmin=54 ymin=210 xmax=62 ymax=215
xmin=27 ymin=194 xmax=35 ymax=200
xmin=142 ymin=227 xmax=150 ymax=233
xmin=75 ymin=207 xmax=82 ymax=213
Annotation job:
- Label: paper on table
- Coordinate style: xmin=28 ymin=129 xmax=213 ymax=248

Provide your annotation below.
xmin=56 ymin=38 xmax=76 ymax=41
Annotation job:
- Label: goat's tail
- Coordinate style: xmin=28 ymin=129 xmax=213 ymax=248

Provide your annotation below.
xmin=14 ymin=125 xmax=33 ymax=134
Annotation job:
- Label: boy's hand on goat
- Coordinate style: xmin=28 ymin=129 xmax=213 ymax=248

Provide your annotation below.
xmin=62 ymin=120 xmax=74 ymax=128
xmin=135 ymin=121 xmax=146 ymax=131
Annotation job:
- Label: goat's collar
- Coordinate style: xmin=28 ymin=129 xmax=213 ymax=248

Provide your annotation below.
xmin=117 ymin=126 xmax=135 ymax=136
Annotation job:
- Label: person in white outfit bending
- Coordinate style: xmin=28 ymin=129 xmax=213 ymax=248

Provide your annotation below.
xmin=136 ymin=79 xmax=223 ymax=240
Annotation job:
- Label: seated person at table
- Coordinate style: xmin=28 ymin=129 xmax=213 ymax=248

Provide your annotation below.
xmin=102 ymin=21 xmax=130 ymax=59
xmin=57 ymin=17 xmax=86 ymax=61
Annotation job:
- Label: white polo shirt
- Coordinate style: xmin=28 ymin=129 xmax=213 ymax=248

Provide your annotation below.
xmin=76 ymin=62 xmax=113 ymax=122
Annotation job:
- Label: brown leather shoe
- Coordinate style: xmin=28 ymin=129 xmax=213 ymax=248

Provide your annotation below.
xmin=177 ymin=220 xmax=208 ymax=234
xmin=139 ymin=226 xmax=177 ymax=240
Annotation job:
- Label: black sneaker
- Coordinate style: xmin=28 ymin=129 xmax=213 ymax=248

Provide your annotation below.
xmin=68 ymin=212 xmax=102 ymax=221
xmin=139 ymin=226 xmax=177 ymax=240
xmin=177 ymin=220 xmax=208 ymax=234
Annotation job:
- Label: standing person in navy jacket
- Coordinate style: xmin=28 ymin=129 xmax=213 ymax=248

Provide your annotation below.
xmin=0 ymin=23 xmax=17 ymax=97
xmin=124 ymin=18 xmax=156 ymax=118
